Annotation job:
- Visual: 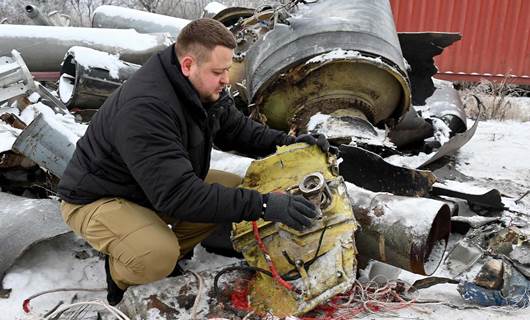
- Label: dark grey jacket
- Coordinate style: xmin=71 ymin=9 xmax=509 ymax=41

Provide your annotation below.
xmin=58 ymin=45 xmax=292 ymax=222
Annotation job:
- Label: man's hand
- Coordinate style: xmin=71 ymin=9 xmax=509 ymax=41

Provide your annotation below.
xmin=262 ymin=193 xmax=318 ymax=231
xmin=294 ymin=133 xmax=330 ymax=153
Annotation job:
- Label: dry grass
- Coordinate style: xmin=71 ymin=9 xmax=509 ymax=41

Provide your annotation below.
xmin=459 ymin=77 xmax=530 ymax=122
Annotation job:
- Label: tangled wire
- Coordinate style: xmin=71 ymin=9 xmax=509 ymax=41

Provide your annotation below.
xmin=301 ymin=278 xmax=418 ymax=319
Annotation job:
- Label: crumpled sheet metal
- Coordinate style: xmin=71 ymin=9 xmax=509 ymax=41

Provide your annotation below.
xmin=0 ymin=192 xmax=69 ymax=286
xmin=232 ymin=144 xmax=358 ymax=317
xmin=458 ymin=262 xmax=530 ymax=307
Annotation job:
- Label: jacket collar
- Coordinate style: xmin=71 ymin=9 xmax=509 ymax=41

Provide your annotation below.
xmin=158 ymin=45 xmax=207 ymax=119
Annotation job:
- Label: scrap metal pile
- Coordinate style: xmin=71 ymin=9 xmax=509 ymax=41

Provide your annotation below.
xmin=1 ymin=0 xmax=529 ymax=318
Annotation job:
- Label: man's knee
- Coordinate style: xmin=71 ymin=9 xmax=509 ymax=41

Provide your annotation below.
xmin=129 ymin=245 xmax=179 ymax=283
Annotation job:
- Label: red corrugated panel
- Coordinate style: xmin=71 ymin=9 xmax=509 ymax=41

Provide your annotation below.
xmin=390 ymin=0 xmax=530 ymax=84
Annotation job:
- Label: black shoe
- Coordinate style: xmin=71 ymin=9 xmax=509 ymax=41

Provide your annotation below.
xmin=105 ymin=256 xmax=125 ymax=306
xmin=167 ymin=263 xmax=185 ymax=277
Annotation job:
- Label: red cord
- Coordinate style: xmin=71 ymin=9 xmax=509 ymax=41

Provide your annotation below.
xmin=22 ymin=299 xmax=30 ymax=313
xmin=251 ymin=221 xmax=294 ymax=291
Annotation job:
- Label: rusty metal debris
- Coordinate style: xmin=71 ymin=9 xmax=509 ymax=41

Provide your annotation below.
xmin=347 ymin=182 xmax=451 ymax=275
xmin=232 ymin=144 xmax=358 ymax=316
xmin=2 ymin=0 xmax=526 ymax=317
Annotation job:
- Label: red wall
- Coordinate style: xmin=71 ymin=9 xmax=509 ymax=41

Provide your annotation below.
xmin=390 ymin=0 xmax=530 ymax=84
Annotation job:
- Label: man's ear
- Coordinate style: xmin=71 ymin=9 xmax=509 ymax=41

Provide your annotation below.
xmin=180 ymin=56 xmax=194 ymax=77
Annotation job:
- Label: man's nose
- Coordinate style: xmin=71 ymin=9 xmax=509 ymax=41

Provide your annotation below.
xmin=220 ymin=71 xmax=229 ymax=84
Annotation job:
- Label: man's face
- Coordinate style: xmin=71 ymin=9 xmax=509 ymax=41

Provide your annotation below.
xmin=181 ymin=45 xmax=233 ymax=103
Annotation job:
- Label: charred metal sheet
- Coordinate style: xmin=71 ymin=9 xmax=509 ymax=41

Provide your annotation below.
xmin=24 ymin=5 xmax=53 ymax=26
xmin=387 ymin=107 xmax=433 ymax=148
xmin=58 ymin=46 xmax=141 ymax=109
xmin=12 ymin=113 xmax=78 ymax=178
xmin=0 ymin=25 xmax=171 ymax=72
xmin=398 ymin=32 xmax=461 ymax=106
xmin=243 ymin=0 xmax=411 ymax=131
xmin=339 ymin=145 xmax=436 ymax=197
xmin=347 ymin=183 xmax=451 ymax=275
xmin=431 ymin=186 xmax=505 ymax=211
xmin=0 ymin=50 xmax=35 ymax=102
xmin=0 ymin=192 xmax=69 ymax=290
xmin=92 ymin=5 xmax=190 ymax=39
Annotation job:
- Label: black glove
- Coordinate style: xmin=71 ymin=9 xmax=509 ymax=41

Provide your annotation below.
xmin=262 ymin=193 xmax=318 ymax=231
xmin=294 ymin=133 xmax=330 ymax=153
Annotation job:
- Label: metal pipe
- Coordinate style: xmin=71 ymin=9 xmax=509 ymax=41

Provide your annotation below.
xmin=58 ymin=46 xmax=141 ymax=109
xmin=0 ymin=50 xmax=35 ymax=102
xmin=0 ymin=25 xmax=172 ymax=72
xmin=91 ymin=5 xmax=190 ymax=39
xmin=347 ymin=182 xmax=451 ymax=275
xmin=425 ymin=85 xmax=467 ymax=135
xmin=12 ymin=113 xmax=80 ymax=178
xmin=24 ymin=4 xmax=52 ymax=26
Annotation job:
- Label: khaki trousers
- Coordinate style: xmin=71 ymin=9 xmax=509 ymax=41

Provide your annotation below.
xmin=60 ymin=170 xmax=242 ymax=289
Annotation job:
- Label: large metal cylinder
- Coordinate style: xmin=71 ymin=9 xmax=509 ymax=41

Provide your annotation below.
xmin=24 ymin=4 xmax=52 ymax=26
xmin=92 ymin=5 xmax=190 ymax=39
xmin=58 ymin=46 xmax=141 ymax=109
xmin=12 ymin=113 xmax=80 ymax=178
xmin=244 ymin=0 xmax=411 ymax=131
xmin=346 ymin=182 xmax=451 ymax=275
xmin=0 ymin=25 xmax=171 ymax=72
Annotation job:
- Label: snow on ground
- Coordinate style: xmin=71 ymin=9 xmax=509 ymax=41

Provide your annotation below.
xmin=1 ymin=117 xmax=530 ymax=318
xmin=456 ymin=120 xmax=530 ymax=188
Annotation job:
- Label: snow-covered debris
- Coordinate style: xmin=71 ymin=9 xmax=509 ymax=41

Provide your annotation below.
xmin=65 ymin=46 xmax=133 ymax=79
xmin=203 ymin=2 xmax=227 ymax=17
xmin=92 ymin=5 xmax=190 ymax=38
xmin=0 ymin=25 xmax=172 ymax=72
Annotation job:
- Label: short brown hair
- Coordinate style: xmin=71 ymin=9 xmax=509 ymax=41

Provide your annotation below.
xmin=175 ymin=18 xmax=236 ymax=62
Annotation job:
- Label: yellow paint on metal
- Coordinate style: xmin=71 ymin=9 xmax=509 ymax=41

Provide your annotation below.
xmin=232 ymin=144 xmax=359 ymax=316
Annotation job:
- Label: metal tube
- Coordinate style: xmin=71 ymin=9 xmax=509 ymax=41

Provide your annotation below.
xmin=92 ymin=5 xmax=190 ymax=39
xmin=12 ymin=113 xmax=80 ymax=178
xmin=0 ymin=25 xmax=171 ymax=71
xmin=58 ymin=46 xmax=141 ymax=109
xmin=347 ymin=182 xmax=451 ymax=275
xmin=24 ymin=4 xmax=53 ymax=26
